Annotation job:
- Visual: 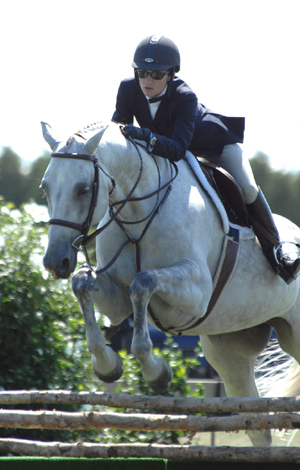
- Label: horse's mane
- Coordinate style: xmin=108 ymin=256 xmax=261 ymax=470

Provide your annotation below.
xmin=70 ymin=121 xmax=147 ymax=153
xmin=72 ymin=121 xmax=137 ymax=152
xmin=74 ymin=121 xmax=109 ymax=140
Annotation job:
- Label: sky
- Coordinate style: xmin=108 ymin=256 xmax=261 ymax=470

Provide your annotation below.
xmin=1 ymin=0 xmax=299 ymax=172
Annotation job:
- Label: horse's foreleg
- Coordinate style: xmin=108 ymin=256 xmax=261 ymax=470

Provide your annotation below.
xmin=129 ymin=270 xmax=173 ymax=394
xmin=201 ymin=325 xmax=273 ymax=446
xmin=72 ymin=267 xmax=123 ymax=383
xmin=129 ymin=262 xmax=210 ymax=393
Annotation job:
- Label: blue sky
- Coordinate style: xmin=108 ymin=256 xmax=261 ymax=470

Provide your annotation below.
xmin=1 ymin=0 xmax=299 ymax=171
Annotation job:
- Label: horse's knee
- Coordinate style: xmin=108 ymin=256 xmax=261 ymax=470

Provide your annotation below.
xmin=129 ymin=270 xmax=158 ymax=302
xmin=72 ymin=267 xmax=96 ymax=300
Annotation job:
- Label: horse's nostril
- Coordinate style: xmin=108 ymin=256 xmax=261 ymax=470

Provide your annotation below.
xmin=61 ymin=257 xmax=70 ymax=275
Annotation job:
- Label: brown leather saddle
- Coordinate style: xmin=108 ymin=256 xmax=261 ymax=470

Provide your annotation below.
xmin=199 ymin=160 xmax=250 ymax=228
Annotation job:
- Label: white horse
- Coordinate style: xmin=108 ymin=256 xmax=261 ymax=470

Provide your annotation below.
xmin=41 ymin=121 xmax=300 ymax=446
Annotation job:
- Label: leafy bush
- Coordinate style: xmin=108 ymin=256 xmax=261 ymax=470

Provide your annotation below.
xmin=0 ymin=200 xmax=94 ymax=392
xmin=0 ymin=199 xmax=99 ymax=442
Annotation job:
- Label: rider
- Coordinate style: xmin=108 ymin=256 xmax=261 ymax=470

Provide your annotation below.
xmin=112 ymin=35 xmax=300 ymax=284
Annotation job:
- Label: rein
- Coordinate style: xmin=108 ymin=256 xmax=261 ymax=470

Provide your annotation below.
xmin=48 ymin=137 xmax=178 ymax=274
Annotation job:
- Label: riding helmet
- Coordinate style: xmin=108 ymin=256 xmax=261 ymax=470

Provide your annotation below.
xmin=132 ymin=35 xmax=180 ymax=72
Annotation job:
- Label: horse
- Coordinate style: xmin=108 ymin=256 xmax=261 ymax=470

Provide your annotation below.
xmin=41 ymin=121 xmax=300 ymax=446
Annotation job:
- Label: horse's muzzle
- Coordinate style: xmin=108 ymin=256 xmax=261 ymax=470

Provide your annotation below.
xmin=43 ymin=248 xmax=77 ymax=279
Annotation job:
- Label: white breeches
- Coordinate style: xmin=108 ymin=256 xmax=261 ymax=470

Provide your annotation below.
xmin=203 ymin=143 xmax=259 ymax=204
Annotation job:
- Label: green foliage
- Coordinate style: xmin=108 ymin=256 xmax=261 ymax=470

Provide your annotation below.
xmin=0 ymin=200 xmax=92 ymax=391
xmin=0 ymin=147 xmax=50 ymax=207
xmin=0 ymin=199 xmax=99 ymax=443
xmin=0 ymin=149 xmax=28 ymax=207
xmin=25 ymin=153 xmax=52 ymax=205
xmin=251 ymin=152 xmax=300 ymax=226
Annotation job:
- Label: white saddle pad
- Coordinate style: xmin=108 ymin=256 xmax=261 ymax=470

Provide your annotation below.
xmin=185 ymin=151 xmax=255 ymax=241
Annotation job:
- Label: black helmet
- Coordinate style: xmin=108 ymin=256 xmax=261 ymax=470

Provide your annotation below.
xmin=132 ymin=35 xmax=180 ymax=72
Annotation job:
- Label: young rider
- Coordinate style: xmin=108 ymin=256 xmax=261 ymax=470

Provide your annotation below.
xmin=112 ymin=35 xmax=300 ymax=284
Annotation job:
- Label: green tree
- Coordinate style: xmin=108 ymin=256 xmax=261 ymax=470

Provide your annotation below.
xmin=0 ymin=148 xmax=51 ymax=207
xmin=250 ymin=152 xmax=300 ymax=226
xmin=0 ymin=148 xmax=28 ymax=207
xmin=25 ymin=153 xmax=51 ymax=205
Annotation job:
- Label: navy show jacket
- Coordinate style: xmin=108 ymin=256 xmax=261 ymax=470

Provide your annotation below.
xmin=112 ymin=76 xmax=245 ymax=162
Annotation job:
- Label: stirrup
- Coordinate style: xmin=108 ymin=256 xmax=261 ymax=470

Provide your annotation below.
xmin=273 ymin=242 xmax=300 ymax=284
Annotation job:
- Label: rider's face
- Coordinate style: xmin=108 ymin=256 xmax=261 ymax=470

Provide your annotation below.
xmin=139 ymin=70 xmax=171 ymax=99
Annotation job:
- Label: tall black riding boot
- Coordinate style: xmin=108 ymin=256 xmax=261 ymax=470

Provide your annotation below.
xmin=247 ymin=188 xmax=300 ymax=284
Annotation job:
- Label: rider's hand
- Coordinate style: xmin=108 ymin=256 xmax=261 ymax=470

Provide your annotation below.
xmin=122 ymin=125 xmax=151 ymax=143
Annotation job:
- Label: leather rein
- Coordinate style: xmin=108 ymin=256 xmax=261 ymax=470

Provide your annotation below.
xmin=48 ymin=137 xmax=178 ymax=274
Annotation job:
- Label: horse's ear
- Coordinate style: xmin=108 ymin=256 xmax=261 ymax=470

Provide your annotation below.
xmin=41 ymin=122 xmax=60 ymax=151
xmin=84 ymin=125 xmax=108 ymax=156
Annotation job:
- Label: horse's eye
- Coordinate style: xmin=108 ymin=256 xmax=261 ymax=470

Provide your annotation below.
xmin=78 ymin=186 xmax=90 ymax=197
xmin=39 ymin=181 xmax=47 ymax=198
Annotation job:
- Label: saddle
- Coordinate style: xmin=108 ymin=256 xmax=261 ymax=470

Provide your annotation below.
xmin=198 ymin=160 xmax=250 ymax=228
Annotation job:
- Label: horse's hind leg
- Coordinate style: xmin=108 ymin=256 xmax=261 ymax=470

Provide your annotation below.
xmin=268 ymin=314 xmax=300 ymax=397
xmin=72 ymin=267 xmax=123 ymax=383
xmin=200 ymin=323 xmax=273 ymax=446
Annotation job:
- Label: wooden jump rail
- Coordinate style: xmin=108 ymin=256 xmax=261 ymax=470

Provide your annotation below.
xmin=1 ymin=391 xmax=300 ymax=462
xmin=1 ymin=439 xmax=300 ymax=462
xmin=1 ymin=390 xmax=300 ymax=413
xmin=1 ymin=408 xmax=300 ymax=433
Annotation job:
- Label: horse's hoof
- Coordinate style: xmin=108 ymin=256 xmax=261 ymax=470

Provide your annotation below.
xmin=148 ymin=358 xmax=173 ymax=394
xmin=93 ymin=352 xmax=123 ymax=383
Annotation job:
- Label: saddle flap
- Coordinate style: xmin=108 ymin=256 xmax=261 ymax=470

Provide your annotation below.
xmin=199 ymin=161 xmax=250 ymax=227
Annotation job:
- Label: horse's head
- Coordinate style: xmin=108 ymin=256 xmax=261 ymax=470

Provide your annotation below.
xmin=40 ymin=122 xmax=110 ymax=279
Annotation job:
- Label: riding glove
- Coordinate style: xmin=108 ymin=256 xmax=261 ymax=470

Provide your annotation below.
xmin=122 ymin=125 xmax=152 ymax=143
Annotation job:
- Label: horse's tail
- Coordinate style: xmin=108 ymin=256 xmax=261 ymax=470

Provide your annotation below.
xmin=255 ymin=338 xmax=300 ymax=446
xmin=255 ymin=338 xmax=300 ymax=397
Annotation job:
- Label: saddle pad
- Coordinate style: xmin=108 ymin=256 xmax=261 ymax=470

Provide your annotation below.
xmin=185 ymin=151 xmax=253 ymax=239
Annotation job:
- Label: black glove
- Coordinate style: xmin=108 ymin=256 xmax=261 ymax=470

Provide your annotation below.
xmin=122 ymin=125 xmax=151 ymax=143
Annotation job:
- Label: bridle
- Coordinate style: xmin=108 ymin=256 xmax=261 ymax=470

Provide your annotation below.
xmin=48 ymin=138 xmax=178 ymax=274
xmin=49 ymin=152 xmax=116 ymax=251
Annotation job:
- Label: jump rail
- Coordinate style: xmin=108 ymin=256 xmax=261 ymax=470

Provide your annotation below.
xmin=1 ymin=390 xmax=300 ymax=413
xmin=1 ymin=440 xmax=300 ymax=462
xmin=1 ymin=391 xmax=300 ymax=462
xmin=0 ymin=409 xmax=300 ymax=433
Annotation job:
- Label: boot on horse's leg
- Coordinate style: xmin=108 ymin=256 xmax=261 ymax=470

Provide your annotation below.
xmin=247 ymin=188 xmax=300 ymax=284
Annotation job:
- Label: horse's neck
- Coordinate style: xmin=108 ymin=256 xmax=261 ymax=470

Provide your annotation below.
xmin=99 ymin=140 xmax=166 ymax=210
